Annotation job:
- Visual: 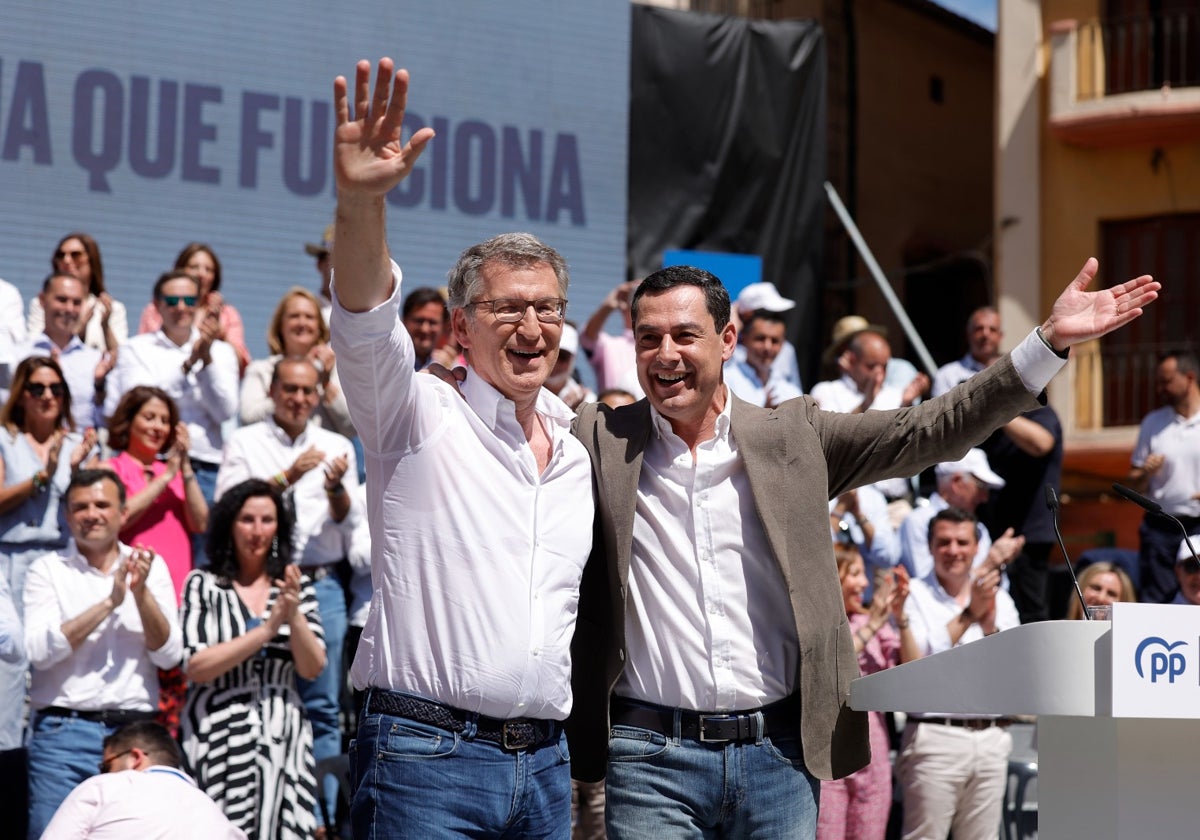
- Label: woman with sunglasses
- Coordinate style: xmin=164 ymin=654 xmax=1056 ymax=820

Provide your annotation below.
xmin=239 ymin=287 xmax=355 ymax=437
xmin=136 ymin=243 xmax=251 ymax=373
xmin=27 ymin=233 xmax=128 ymax=354
xmin=0 ymin=356 xmax=97 ymax=751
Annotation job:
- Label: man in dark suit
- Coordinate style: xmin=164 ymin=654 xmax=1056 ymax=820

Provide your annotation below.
xmin=567 ymin=264 xmax=1157 ymax=838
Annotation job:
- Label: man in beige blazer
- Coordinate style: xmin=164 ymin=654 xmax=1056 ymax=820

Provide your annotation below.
xmin=567 ymin=263 xmax=1157 ymax=838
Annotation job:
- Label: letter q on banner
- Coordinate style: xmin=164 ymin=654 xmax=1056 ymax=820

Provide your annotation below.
xmin=1112 ymin=602 xmax=1200 ymax=718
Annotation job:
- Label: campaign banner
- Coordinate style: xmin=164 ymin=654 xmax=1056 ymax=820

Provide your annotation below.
xmin=1 ymin=1 xmax=629 ymax=358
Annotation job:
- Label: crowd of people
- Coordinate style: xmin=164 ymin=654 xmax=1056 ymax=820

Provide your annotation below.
xmin=0 ymin=54 xmax=1179 ymax=840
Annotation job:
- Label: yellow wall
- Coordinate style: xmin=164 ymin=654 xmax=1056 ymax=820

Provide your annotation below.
xmin=1040 ymin=0 xmax=1200 ymax=429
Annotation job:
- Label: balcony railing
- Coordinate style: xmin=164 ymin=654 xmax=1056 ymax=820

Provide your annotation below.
xmin=1079 ymin=10 xmax=1200 ymax=99
xmin=1048 ymin=14 xmax=1200 ymax=147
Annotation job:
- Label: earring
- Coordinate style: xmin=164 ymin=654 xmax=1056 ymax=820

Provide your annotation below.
xmin=270 ymin=536 xmax=279 ymax=563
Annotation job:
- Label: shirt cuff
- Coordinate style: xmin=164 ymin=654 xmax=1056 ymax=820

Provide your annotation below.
xmin=1010 ymin=329 xmax=1068 ymax=394
xmin=329 ymin=260 xmax=405 ymax=344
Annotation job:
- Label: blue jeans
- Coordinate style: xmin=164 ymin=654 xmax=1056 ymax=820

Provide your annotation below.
xmin=605 ymin=713 xmax=819 ymax=840
xmin=298 ymin=572 xmax=348 ymax=826
xmin=189 ymin=459 xmax=220 ymax=569
xmin=27 ymin=712 xmax=116 ymax=839
xmin=349 ymin=698 xmax=571 ymax=839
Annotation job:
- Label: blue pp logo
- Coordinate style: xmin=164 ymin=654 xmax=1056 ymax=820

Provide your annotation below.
xmin=1134 ymin=637 xmax=1188 ymax=684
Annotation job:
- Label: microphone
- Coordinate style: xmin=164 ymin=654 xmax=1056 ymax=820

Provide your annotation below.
xmin=1111 ymin=483 xmax=1200 ymax=566
xmin=1046 ymin=485 xmax=1091 ymax=620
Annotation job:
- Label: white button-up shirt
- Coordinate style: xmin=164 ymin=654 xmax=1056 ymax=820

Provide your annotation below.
xmin=722 ymin=355 xmax=803 ymax=408
xmin=24 ymin=542 xmax=183 ymax=711
xmin=617 ymin=391 xmax=798 ymax=712
xmin=104 ymin=329 xmax=239 ymax=464
xmin=932 ymin=353 xmax=988 ymax=397
xmin=215 ymin=417 xmax=358 ymax=567
xmin=330 ymin=262 xmax=594 ymax=721
xmin=1132 ymin=405 xmax=1200 ymax=518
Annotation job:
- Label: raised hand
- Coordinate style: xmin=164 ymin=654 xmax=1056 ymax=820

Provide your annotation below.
xmin=69 ymin=427 xmax=99 ymax=471
xmin=324 ymin=453 xmax=349 ymax=489
xmin=1040 ymin=258 xmax=1159 ymax=350
xmin=268 ymin=565 xmax=303 ymax=631
xmin=127 ymin=545 xmax=154 ymax=599
xmin=110 ymin=557 xmax=129 ymax=608
xmin=288 ymin=445 xmax=327 ymax=482
xmin=334 ymin=58 xmax=436 ymax=199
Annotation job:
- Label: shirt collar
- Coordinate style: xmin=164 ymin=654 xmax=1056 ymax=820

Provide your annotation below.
xmin=153 ymin=327 xmax=198 ymax=350
xmin=67 ymin=540 xmax=134 ymax=574
xmin=31 ymin=332 xmax=85 ymax=354
xmin=648 ymin=384 xmax=732 ymax=443
xmin=460 ymin=369 xmax=575 ymax=434
xmin=268 ymin=415 xmax=310 ymax=446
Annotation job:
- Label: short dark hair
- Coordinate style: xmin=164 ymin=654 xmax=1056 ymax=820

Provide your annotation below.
xmin=1161 ymin=349 xmax=1200 ymax=379
xmin=631 ymin=265 xmax=730 ymax=331
xmin=206 ymin=479 xmax=293 ymax=580
xmin=743 ymin=308 xmax=787 ymax=333
xmin=928 ymin=506 xmax=977 ymax=542
xmin=41 ymin=273 xmax=83 ymax=294
xmin=67 ymin=468 xmax=126 ymax=507
xmin=152 ymin=270 xmax=198 ymax=300
xmin=269 ymin=356 xmax=320 ymax=389
xmin=103 ymin=721 xmax=182 ymax=769
xmin=402 ymin=287 xmax=448 ymax=319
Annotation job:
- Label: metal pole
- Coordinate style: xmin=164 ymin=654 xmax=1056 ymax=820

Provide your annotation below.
xmin=823 ymin=181 xmax=938 ymax=378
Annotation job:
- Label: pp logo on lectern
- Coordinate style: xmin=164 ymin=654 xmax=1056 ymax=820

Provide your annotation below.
xmin=1134 ymin=637 xmax=1188 ymax=683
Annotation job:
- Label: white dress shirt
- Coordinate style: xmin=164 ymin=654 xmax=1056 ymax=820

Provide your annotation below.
xmin=215 ymin=417 xmax=359 ymax=567
xmin=330 ymin=262 xmax=594 ymax=721
xmin=932 ymin=353 xmax=987 ymax=397
xmin=1132 ymin=406 xmax=1200 ymax=518
xmin=104 ymin=329 xmax=239 ymax=464
xmin=906 ymin=573 xmax=1020 ymax=657
xmin=41 ymin=766 xmax=247 ymax=840
xmin=24 ymin=542 xmax=183 ymax=711
xmin=618 ymin=390 xmax=798 ymax=712
xmin=731 ymin=341 xmax=802 ymax=391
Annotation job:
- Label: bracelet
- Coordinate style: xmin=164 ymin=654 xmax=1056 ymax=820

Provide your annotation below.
xmin=31 ymin=470 xmax=48 ymax=495
xmin=273 ymin=471 xmax=289 ymax=488
xmin=182 ymin=472 xmax=197 ymax=483
xmin=896 ymin=614 xmax=910 ymax=630
xmin=1034 ymin=326 xmax=1070 ymax=360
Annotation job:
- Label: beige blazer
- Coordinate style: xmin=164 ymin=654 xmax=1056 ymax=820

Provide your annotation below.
xmin=567 ymin=354 xmax=1039 ymax=783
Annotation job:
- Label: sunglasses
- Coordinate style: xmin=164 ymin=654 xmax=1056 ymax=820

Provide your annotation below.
xmin=99 ymin=748 xmax=132 ymax=773
xmin=160 ymin=294 xmax=198 ymax=307
xmin=25 ymin=382 xmax=65 ymax=398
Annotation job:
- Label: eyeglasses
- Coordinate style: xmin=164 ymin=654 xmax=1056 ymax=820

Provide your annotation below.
xmin=25 ymin=382 xmax=65 ymax=398
xmin=1181 ymin=558 xmax=1200 ymax=575
xmin=467 ymin=298 xmax=566 ymax=324
xmin=99 ymin=748 xmax=132 ymax=773
xmin=280 ymin=383 xmax=319 ymax=397
xmin=159 ymin=295 xmax=198 ymax=307
xmin=55 ymin=249 xmax=87 ymax=262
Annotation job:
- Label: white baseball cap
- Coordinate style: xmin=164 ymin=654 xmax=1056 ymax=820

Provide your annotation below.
xmin=935 ymin=448 xmax=1005 ymax=490
xmin=736 ymin=282 xmax=795 ymax=313
xmin=559 ymin=323 xmax=579 ymax=357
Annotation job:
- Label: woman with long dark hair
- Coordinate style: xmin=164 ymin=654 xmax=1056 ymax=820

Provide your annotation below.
xmin=28 ymin=232 xmax=127 ymax=353
xmin=179 ymin=479 xmax=324 ymax=840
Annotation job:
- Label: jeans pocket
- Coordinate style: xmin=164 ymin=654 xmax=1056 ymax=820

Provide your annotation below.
xmin=763 ymin=731 xmax=806 ymax=768
xmin=378 ymin=717 xmax=458 ymax=760
xmin=607 ymin=724 xmax=670 ymax=762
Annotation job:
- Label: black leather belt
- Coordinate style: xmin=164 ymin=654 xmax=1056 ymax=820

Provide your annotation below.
xmin=611 ymin=695 xmax=800 ymax=744
xmin=364 ymin=690 xmax=561 ymax=751
xmin=38 ymin=706 xmax=156 ymax=726
xmin=916 ymin=716 xmax=1012 ymax=730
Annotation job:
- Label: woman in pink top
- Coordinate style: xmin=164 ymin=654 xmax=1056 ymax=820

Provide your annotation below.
xmin=106 ymin=386 xmax=209 ymax=603
xmin=137 ymin=243 xmax=251 ymax=372
xmin=817 ymin=544 xmax=920 ymax=840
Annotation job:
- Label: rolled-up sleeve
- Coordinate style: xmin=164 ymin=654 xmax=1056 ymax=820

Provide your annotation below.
xmin=146 ymin=557 xmax=183 ymax=669
xmin=23 ymin=556 xmax=73 ymax=670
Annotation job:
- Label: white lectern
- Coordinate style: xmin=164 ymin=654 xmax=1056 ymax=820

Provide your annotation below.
xmin=851 ymin=603 xmax=1200 ymax=839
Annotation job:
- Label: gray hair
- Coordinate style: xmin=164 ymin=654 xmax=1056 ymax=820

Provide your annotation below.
xmin=446 ymin=233 xmax=569 ymax=310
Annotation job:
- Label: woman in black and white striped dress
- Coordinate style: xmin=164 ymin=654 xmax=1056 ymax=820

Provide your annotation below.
xmin=179 ymin=479 xmax=326 ymax=840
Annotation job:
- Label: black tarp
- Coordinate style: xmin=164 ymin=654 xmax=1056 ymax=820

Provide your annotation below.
xmin=628 ymin=4 xmax=826 ymax=379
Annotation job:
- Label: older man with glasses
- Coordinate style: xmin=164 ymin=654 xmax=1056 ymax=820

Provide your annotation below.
xmin=328 ymin=59 xmax=593 ymax=838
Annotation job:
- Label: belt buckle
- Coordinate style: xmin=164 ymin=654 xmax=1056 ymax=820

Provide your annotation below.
xmin=698 ymin=714 xmax=735 ymax=743
xmin=501 ymin=721 xmax=532 ymax=750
